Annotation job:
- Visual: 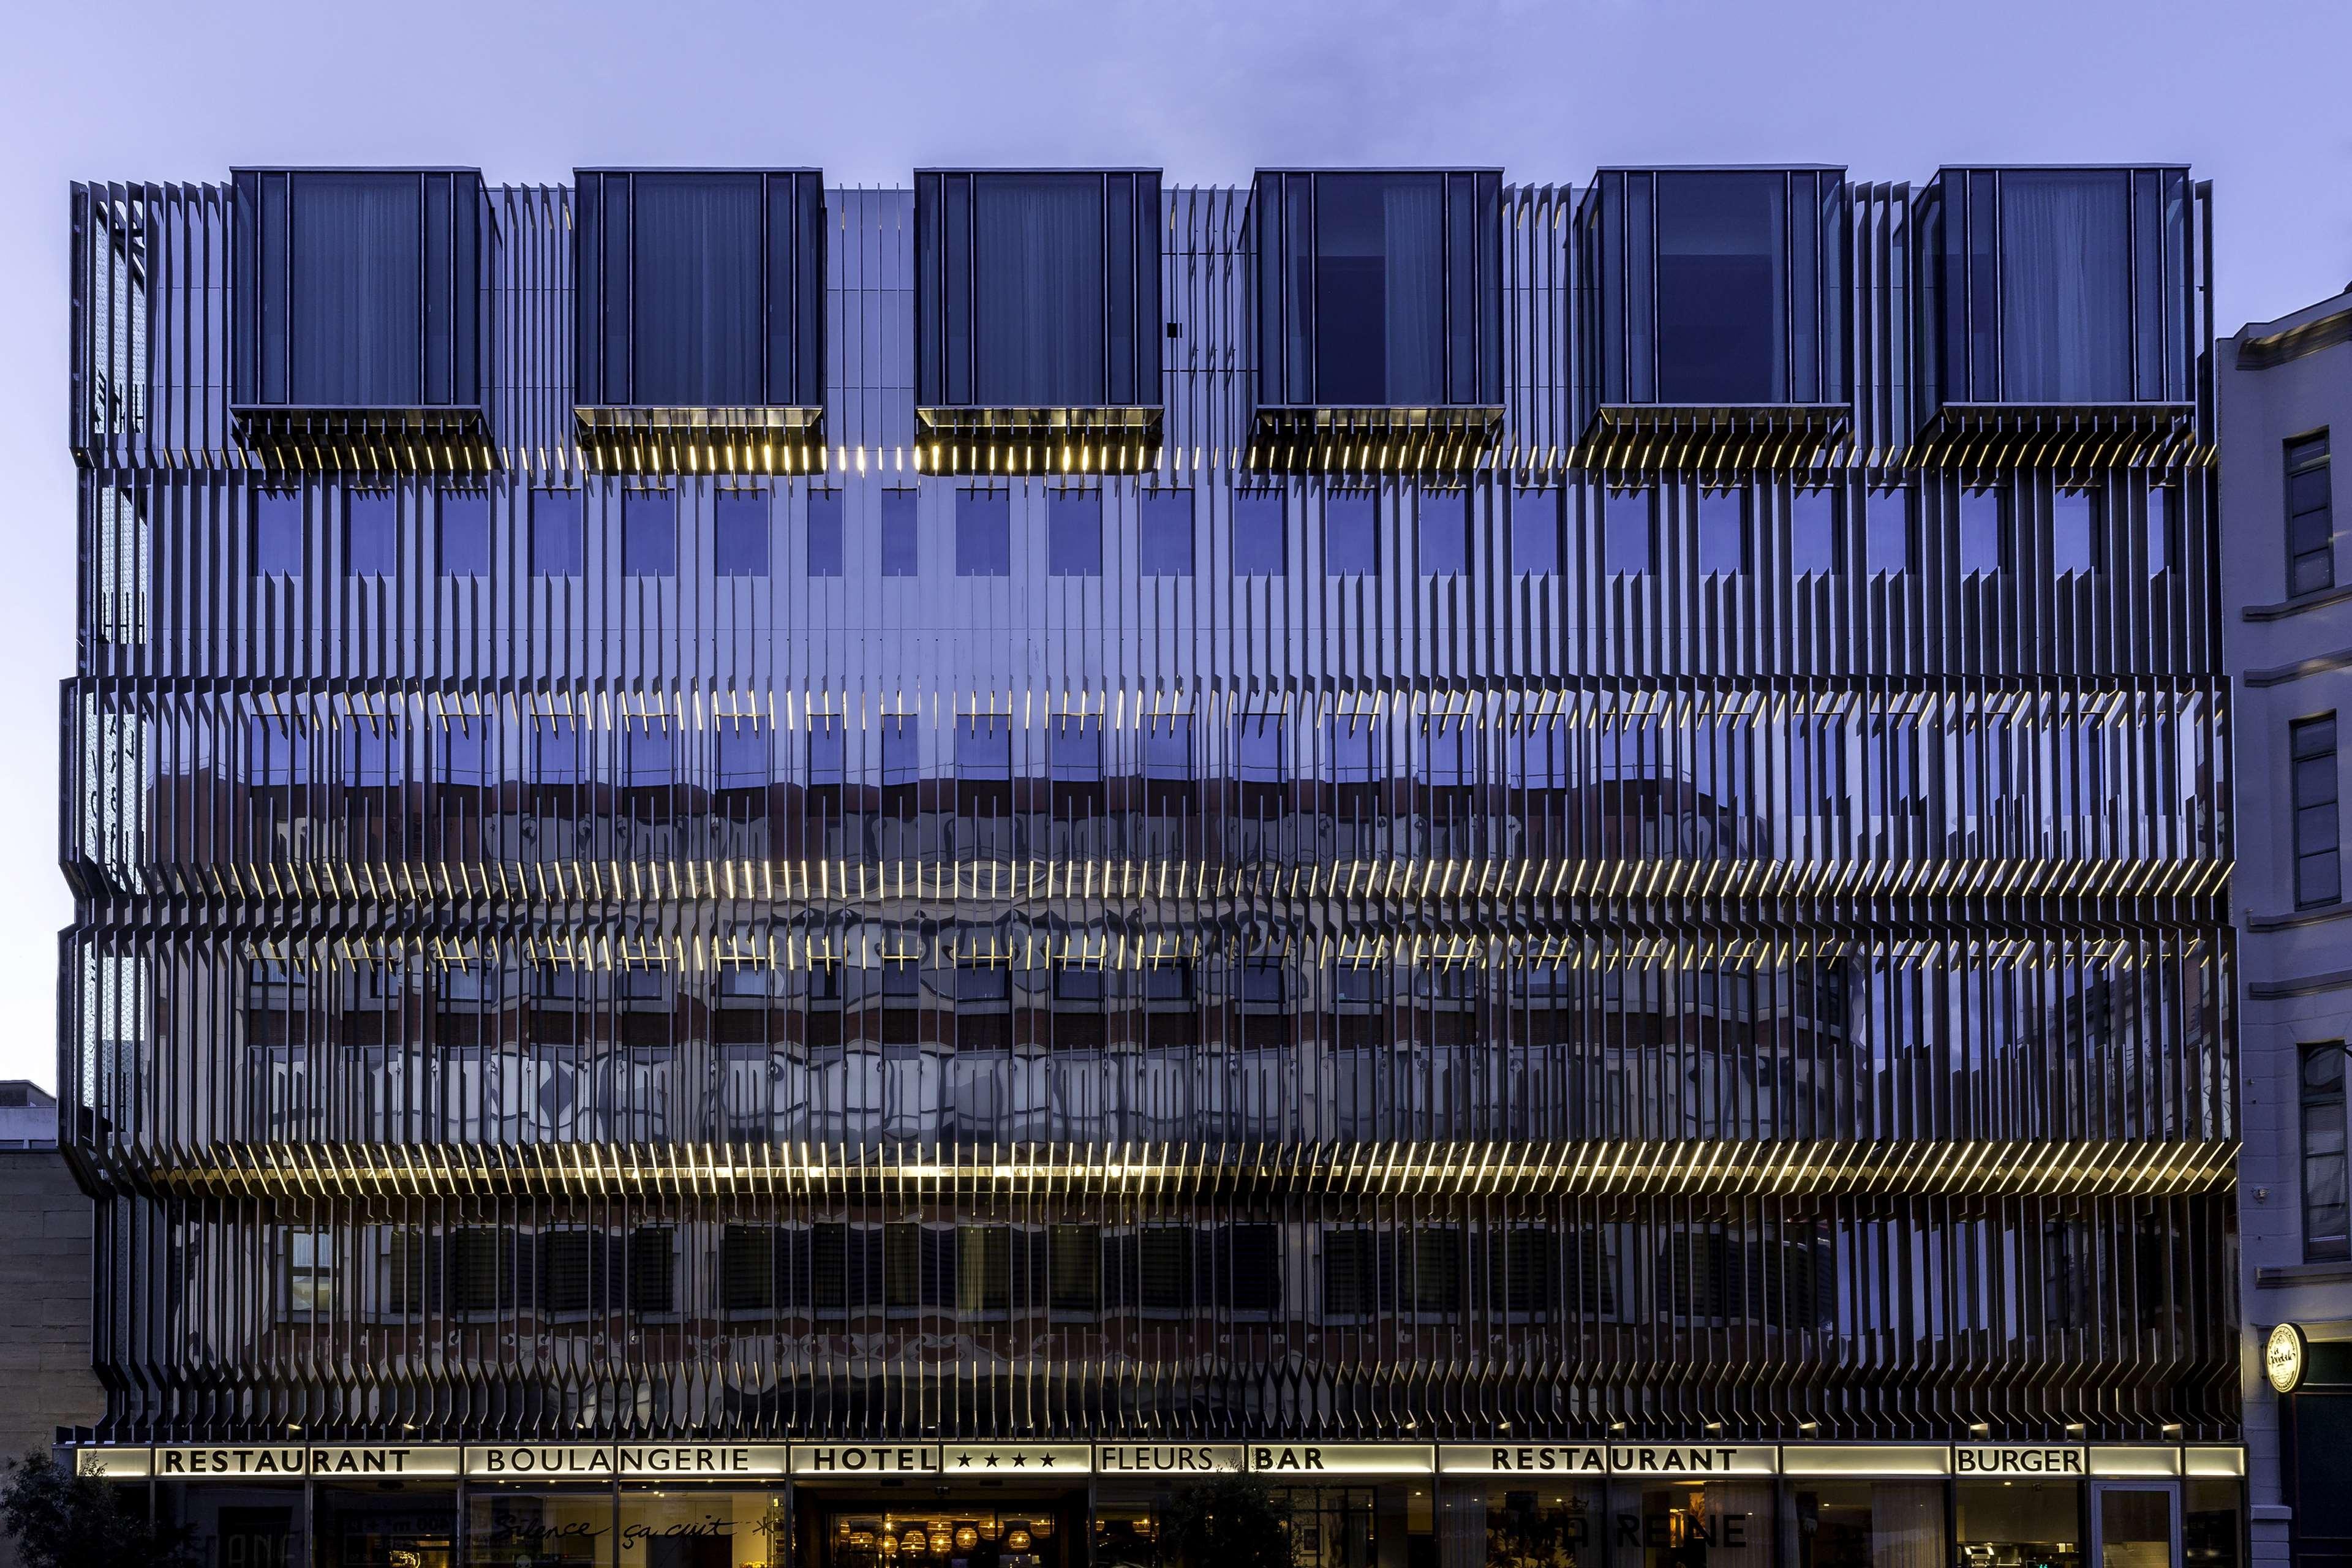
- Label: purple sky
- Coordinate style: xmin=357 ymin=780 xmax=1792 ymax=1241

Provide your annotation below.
xmin=1 ymin=0 xmax=2346 ymax=1087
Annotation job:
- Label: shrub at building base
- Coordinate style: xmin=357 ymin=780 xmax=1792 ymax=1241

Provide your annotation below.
xmin=0 ymin=1452 xmax=195 ymax=1568
xmin=1159 ymin=1475 xmax=1294 ymax=1568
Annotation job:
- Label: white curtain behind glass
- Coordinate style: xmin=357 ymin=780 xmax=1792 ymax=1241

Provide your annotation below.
xmin=2000 ymin=172 xmax=2131 ymax=402
xmin=974 ymin=178 xmax=1106 ymax=407
xmin=632 ymin=175 xmax=763 ymax=407
xmin=1382 ymin=176 xmax=1445 ymax=406
xmin=1436 ymin=1487 xmax=1485 ymax=1568
xmin=290 ymin=175 xmax=421 ymax=406
xmin=1871 ymin=1482 xmax=1946 ymax=1568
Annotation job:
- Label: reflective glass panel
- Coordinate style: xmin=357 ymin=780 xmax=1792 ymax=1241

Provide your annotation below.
xmin=1654 ymin=171 xmax=1788 ymax=404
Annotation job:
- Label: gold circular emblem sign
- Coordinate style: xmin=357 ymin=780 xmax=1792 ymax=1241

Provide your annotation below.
xmin=2267 ymin=1321 xmax=2307 ymax=1393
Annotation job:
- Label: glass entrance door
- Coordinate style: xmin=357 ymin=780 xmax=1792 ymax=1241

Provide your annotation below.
xmin=2090 ymin=1484 xmax=2181 ymax=1568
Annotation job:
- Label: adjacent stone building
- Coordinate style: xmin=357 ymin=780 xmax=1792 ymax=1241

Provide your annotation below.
xmin=0 ymin=1082 xmax=107 ymax=1568
xmin=2222 ymin=282 xmax=2352 ymax=1568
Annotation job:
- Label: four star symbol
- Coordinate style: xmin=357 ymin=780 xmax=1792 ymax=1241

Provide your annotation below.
xmin=950 ymin=1451 xmax=1061 ymax=1469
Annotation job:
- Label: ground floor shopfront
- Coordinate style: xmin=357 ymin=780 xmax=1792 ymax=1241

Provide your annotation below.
xmin=70 ymin=1442 xmax=2250 ymax=1568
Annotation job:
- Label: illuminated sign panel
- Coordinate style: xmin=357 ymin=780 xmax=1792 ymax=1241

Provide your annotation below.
xmin=465 ymin=1447 xmax=616 ymax=1478
xmin=2268 ymin=1322 xmax=2308 ymax=1393
xmin=791 ymin=1445 xmax=943 ymax=1476
xmin=614 ymin=1445 xmax=788 ymax=1479
xmin=1246 ymin=1445 xmax=1433 ymax=1475
xmin=1439 ymin=1446 xmax=1608 ymax=1475
xmin=1096 ymin=1445 xmax=1246 ymax=1474
xmin=1954 ymin=1446 xmax=2086 ymax=1477
xmin=1605 ymin=1446 xmax=1777 ymax=1477
xmin=943 ymin=1446 xmax=1089 ymax=1474
xmin=153 ymin=1446 xmax=461 ymax=1479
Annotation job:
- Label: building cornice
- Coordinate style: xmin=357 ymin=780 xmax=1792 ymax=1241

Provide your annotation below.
xmin=2234 ymin=303 xmax=2352 ymax=371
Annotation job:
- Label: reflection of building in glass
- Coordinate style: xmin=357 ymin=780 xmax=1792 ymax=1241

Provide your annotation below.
xmin=59 ymin=160 xmax=2236 ymax=1568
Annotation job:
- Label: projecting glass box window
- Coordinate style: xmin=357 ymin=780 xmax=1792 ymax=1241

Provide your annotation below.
xmin=1254 ymin=170 xmax=1502 ymax=409
xmin=1578 ymin=168 xmax=1848 ymax=410
xmin=915 ymin=170 xmax=1163 ymax=409
xmin=573 ymin=169 xmax=824 ymax=412
xmin=1920 ymin=166 xmax=2193 ymax=410
xmin=232 ymin=168 xmax=481 ymax=411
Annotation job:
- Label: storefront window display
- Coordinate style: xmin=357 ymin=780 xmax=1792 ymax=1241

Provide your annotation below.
xmin=467 ymin=1483 xmax=617 ymax=1568
xmin=160 ymin=1482 xmax=310 ymax=1568
xmin=1436 ymin=1480 xmax=1607 ymax=1568
xmin=1783 ymin=1482 xmax=1945 ymax=1568
xmin=2182 ymin=1479 xmax=2240 ymax=1568
xmin=1270 ymin=1487 xmax=1382 ymax=1568
xmin=314 ymin=1480 xmax=457 ymax=1568
xmin=1092 ymin=1488 xmax=1162 ymax=1568
xmin=616 ymin=1488 xmax=787 ymax=1568
xmin=818 ymin=1505 xmax=1068 ymax=1568
xmin=1955 ymin=1482 xmax=2081 ymax=1568
xmin=1606 ymin=1479 xmax=1774 ymax=1568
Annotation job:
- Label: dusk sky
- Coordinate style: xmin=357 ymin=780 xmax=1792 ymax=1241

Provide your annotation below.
xmin=0 ymin=0 xmax=2345 ymax=1087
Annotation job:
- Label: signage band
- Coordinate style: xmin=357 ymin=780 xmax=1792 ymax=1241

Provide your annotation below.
xmin=1953 ymin=1446 xmax=2086 ymax=1477
xmin=1095 ymin=1444 xmax=1245 ymax=1474
xmin=157 ymin=1446 xmax=462 ymax=1479
xmin=1246 ymin=1445 xmax=1434 ymax=1476
xmin=790 ymin=1444 xmax=943 ymax=1476
xmin=615 ymin=1445 xmax=789 ymax=1479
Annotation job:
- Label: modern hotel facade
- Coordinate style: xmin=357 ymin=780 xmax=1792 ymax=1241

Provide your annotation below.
xmin=61 ymin=162 xmax=2242 ymax=1568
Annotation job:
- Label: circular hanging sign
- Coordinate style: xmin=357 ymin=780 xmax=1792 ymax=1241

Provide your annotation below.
xmin=2267 ymin=1321 xmax=2309 ymax=1393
